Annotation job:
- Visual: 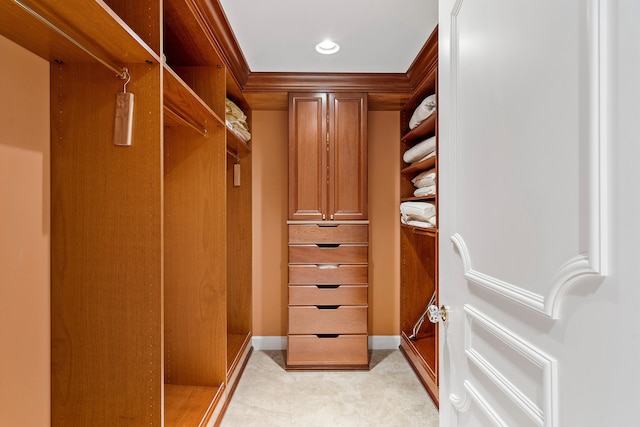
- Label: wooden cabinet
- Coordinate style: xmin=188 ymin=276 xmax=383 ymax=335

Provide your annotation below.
xmin=1 ymin=1 xmax=252 ymax=425
xmin=288 ymin=92 xmax=368 ymax=221
xmin=398 ymin=27 xmax=440 ymax=407
xmin=286 ymin=224 xmax=369 ymax=369
xmin=287 ymin=92 xmax=369 ymax=369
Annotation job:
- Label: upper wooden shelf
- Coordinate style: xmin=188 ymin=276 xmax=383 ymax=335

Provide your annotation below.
xmin=401 ymin=113 xmax=436 ymax=144
xmin=0 ymin=0 xmax=158 ymax=66
xmin=401 ymin=194 xmax=437 ymax=201
xmin=163 ymin=0 xmax=223 ymax=67
xmin=401 ymin=156 xmax=436 ymax=175
xmin=400 ymin=223 xmax=438 ymax=237
xmin=226 ymin=128 xmax=251 ymax=153
xmin=163 ymin=65 xmax=224 ymax=135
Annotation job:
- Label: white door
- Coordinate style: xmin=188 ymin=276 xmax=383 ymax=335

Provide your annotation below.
xmin=438 ymin=1 xmax=640 ymax=426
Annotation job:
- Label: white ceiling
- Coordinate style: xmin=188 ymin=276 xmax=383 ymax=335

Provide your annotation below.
xmin=218 ymin=0 xmax=439 ymax=74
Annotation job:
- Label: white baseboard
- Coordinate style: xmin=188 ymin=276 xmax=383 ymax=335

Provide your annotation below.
xmin=252 ymin=335 xmax=401 ymax=351
xmin=368 ymin=335 xmax=401 ymax=349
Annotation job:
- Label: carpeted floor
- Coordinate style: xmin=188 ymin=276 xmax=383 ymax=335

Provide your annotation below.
xmin=219 ymin=349 xmax=439 ymax=426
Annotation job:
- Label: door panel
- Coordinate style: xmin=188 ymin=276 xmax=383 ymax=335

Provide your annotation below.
xmin=328 ymin=93 xmax=368 ymax=220
xmin=288 ymin=93 xmax=327 ymax=220
xmin=437 ymin=0 xmax=627 ymax=426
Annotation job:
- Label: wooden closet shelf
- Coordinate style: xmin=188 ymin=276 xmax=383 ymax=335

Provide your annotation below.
xmin=226 ymin=128 xmax=252 ymax=153
xmin=164 ymin=384 xmax=224 ymax=427
xmin=1 ymin=0 xmax=158 ymax=66
xmin=163 ymin=0 xmax=224 ymax=66
xmin=163 ymin=65 xmax=224 ymax=135
xmin=401 ymin=156 xmax=436 ymax=175
xmin=400 ymin=223 xmax=438 ymax=236
xmin=401 ymin=196 xmax=437 ymax=203
xmin=401 ymin=113 xmax=436 ymax=144
xmin=400 ymin=332 xmax=437 ymax=379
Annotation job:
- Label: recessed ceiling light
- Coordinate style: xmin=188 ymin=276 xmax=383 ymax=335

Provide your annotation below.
xmin=315 ymin=40 xmax=340 ymax=55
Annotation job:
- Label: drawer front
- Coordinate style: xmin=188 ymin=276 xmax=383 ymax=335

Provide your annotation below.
xmin=288 ymin=284 xmax=368 ymax=306
xmin=288 ymin=264 xmax=368 ymax=284
xmin=287 ymin=335 xmax=368 ymax=367
xmin=289 ymin=224 xmax=368 ymax=244
xmin=288 ymin=244 xmax=368 ymax=264
xmin=288 ymin=306 xmax=367 ymax=334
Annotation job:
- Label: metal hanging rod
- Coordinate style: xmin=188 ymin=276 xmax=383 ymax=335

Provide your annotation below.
xmin=226 ymin=148 xmax=239 ymax=162
xmin=164 ymin=106 xmax=208 ymax=137
xmin=13 ymin=0 xmax=128 ymax=79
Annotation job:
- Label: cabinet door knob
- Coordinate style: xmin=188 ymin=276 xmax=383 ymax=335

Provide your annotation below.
xmin=322 ymin=214 xmax=326 ymax=220
xmin=330 ymin=214 xmax=334 ymax=220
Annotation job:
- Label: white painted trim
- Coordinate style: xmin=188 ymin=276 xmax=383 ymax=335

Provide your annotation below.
xmin=448 ymin=0 xmax=609 ymax=319
xmin=463 ymin=380 xmax=509 ymax=427
xmin=251 ymin=336 xmax=401 ymax=351
xmin=251 ymin=336 xmax=287 ymax=351
xmin=368 ymin=335 xmax=401 ymax=349
xmin=464 ymin=305 xmax=558 ymax=427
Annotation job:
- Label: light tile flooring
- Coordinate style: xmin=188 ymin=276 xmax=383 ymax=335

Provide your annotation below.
xmin=220 ymin=349 xmax=439 ymax=426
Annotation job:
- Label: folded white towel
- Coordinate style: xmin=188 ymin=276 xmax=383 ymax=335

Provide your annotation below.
xmin=409 ymin=94 xmax=436 ymax=130
xmin=403 ymin=136 xmax=436 ymax=164
xmin=413 ymin=185 xmax=436 ymax=197
xmin=401 ymin=217 xmax=434 ymax=229
xmin=412 ymin=168 xmax=436 ymax=188
xmin=400 ymin=201 xmax=436 ymax=223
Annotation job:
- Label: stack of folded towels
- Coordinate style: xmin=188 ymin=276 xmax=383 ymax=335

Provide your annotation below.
xmin=400 ymin=201 xmax=436 ymax=229
xmin=411 ymin=167 xmax=436 ymax=197
xmin=404 ymin=135 xmax=437 ymax=197
xmin=409 ymin=94 xmax=436 ymax=130
xmin=225 ymin=98 xmax=252 ymax=142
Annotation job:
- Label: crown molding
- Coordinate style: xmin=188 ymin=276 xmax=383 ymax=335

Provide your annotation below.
xmin=243 ymin=72 xmax=412 ymax=93
xmin=195 ymin=0 xmax=251 ymax=89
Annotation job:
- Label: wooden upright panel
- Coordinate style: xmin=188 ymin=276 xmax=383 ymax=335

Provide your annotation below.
xmin=164 ymin=125 xmax=227 ymax=387
xmin=227 ymin=150 xmax=253 ymax=338
xmin=328 ymin=93 xmax=368 ymax=221
xmin=51 ymin=62 xmax=163 ymax=425
xmin=288 ymin=93 xmax=327 ymax=221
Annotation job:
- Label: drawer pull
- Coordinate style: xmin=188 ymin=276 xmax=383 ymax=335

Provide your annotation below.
xmin=317 ymin=305 xmax=340 ymax=310
xmin=316 ymin=334 xmax=340 ymax=338
xmin=317 ymin=264 xmax=339 ymax=269
xmin=316 ymin=243 xmax=340 ymax=248
xmin=316 ymin=284 xmax=340 ymax=289
xmin=317 ymin=224 xmax=339 ymax=228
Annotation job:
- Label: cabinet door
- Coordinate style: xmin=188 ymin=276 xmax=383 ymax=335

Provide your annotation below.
xmin=288 ymin=93 xmax=327 ymax=220
xmin=328 ymin=93 xmax=368 ymax=220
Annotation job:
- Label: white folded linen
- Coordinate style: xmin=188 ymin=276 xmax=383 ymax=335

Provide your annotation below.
xmin=225 ymin=98 xmax=251 ymax=141
xmin=403 ymin=136 xmax=436 ymax=164
xmin=428 ymin=215 xmax=437 ymax=226
xmin=400 ymin=201 xmax=436 ymax=223
xmin=401 ymin=217 xmax=435 ymax=229
xmin=412 ymin=150 xmax=436 ymax=165
xmin=413 ymin=185 xmax=436 ymax=197
xmin=412 ymin=168 xmax=436 ymax=188
xmin=409 ymin=94 xmax=436 ymax=129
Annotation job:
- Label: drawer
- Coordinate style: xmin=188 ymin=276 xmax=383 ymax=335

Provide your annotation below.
xmin=288 ymin=306 xmax=367 ymax=334
xmin=288 ymin=264 xmax=368 ymax=284
xmin=289 ymin=284 xmax=367 ymax=306
xmin=289 ymin=224 xmax=368 ymax=244
xmin=288 ymin=244 xmax=368 ymax=264
xmin=287 ymin=334 xmax=368 ymax=367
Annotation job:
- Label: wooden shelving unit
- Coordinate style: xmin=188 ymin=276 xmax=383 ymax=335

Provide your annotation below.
xmin=0 ymin=0 xmax=253 ymax=424
xmin=398 ymin=26 xmax=440 ymax=407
